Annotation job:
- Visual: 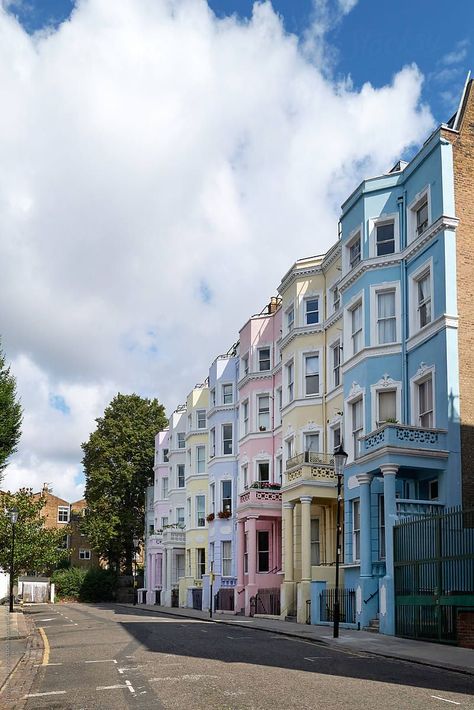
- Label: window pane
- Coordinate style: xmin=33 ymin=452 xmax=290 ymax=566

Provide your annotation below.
xmin=222 ymin=424 xmax=233 ymax=455
xmin=196 ymin=495 xmax=205 ymax=527
xmin=258 ymin=462 xmax=269 ymax=482
xmin=376 ymin=222 xmax=395 ymax=255
xmin=305 ymin=299 xmax=319 ymax=325
xmin=311 ymin=519 xmax=320 ymax=566
xmin=349 ymin=238 xmax=361 ymax=267
xmin=258 ymin=396 xmax=270 ymax=430
xmin=305 ymin=433 xmax=319 ymax=452
xmin=416 ymin=200 xmax=428 ymax=234
xmin=222 ymin=480 xmax=232 ymax=513
xmin=378 ymin=390 xmax=396 ymax=423
xmin=223 ymin=384 xmax=233 ymax=404
xmin=259 ymin=348 xmax=271 ymax=371
xmin=257 ymin=531 xmax=269 ymax=572
xmin=305 ymin=355 xmax=319 ymax=395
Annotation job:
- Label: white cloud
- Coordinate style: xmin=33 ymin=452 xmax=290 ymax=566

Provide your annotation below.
xmin=441 ymin=39 xmax=469 ymax=66
xmin=0 ymin=0 xmax=433 ymax=500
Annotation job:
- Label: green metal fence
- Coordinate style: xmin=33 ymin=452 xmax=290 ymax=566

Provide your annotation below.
xmin=394 ymin=507 xmax=474 ymax=643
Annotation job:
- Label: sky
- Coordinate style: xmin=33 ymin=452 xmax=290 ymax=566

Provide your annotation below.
xmin=0 ymin=0 xmax=472 ymax=501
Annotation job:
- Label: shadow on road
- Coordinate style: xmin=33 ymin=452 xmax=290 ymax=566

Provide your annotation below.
xmin=90 ymin=604 xmax=474 ymax=698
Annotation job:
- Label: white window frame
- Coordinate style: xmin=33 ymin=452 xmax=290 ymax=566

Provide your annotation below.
xmin=242 ymin=399 xmax=249 ymax=436
xmin=196 ymin=446 xmax=206 ymax=474
xmin=370 ymin=282 xmax=400 ymax=346
xmin=258 ymin=346 xmax=271 ymax=372
xmin=210 ymin=483 xmax=215 ymax=514
xmin=345 ymin=387 xmax=365 ymax=462
xmin=368 ymin=212 xmax=399 ymax=258
xmin=370 ymin=380 xmax=402 ymax=431
xmin=257 ymin=394 xmax=270 ymax=431
xmin=162 ymin=477 xmax=169 ymax=499
xmin=343 ymin=226 xmax=362 ymax=273
xmin=196 ymin=495 xmax=206 ymax=528
xmin=177 ymin=463 xmax=185 ymax=488
xmin=57 ymin=506 xmax=70 ymax=523
xmin=241 ymin=354 xmax=249 ymax=377
xmin=303 ymin=430 xmax=320 ymax=454
xmin=210 ymin=427 xmax=216 ymax=457
xmin=285 ymin=359 xmax=294 ymax=404
xmin=241 ymin=463 xmax=248 ymax=491
xmin=222 ymin=423 xmax=233 ymax=455
xmin=304 ymin=296 xmax=319 ymax=326
xmin=222 ymin=383 xmax=233 ymax=405
xmin=177 ymin=432 xmax=185 ymax=449
xmin=256 ymin=459 xmax=270 ymax=483
xmin=343 ymin=290 xmax=364 ymax=361
xmin=79 ymin=549 xmax=91 ymax=560
xmin=410 ymin=365 xmax=436 ymax=429
xmin=285 ymin=303 xmax=295 ymax=333
xmin=303 ymin=351 xmax=320 ymax=397
xmin=197 ymin=410 xmax=207 ymax=430
xmin=330 ymin=422 xmax=342 ymax=452
xmin=311 ymin=518 xmax=320 ymax=566
xmin=407 ymin=185 xmax=431 ymax=243
xmin=285 ymin=435 xmax=294 ymax=466
xmin=221 ymin=480 xmax=232 ymax=514
xmin=222 ymin=540 xmax=232 ymax=577
xmin=409 ymin=258 xmax=433 ymax=336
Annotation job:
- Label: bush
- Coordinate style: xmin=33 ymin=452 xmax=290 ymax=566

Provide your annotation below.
xmin=51 ymin=567 xmax=118 ymax=602
xmin=79 ymin=568 xmax=117 ymax=602
xmin=51 ymin=567 xmax=87 ymax=599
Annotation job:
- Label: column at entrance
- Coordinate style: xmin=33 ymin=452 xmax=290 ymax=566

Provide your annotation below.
xmin=379 ymin=464 xmax=399 ymax=635
xmin=281 ymin=502 xmax=295 ymax=619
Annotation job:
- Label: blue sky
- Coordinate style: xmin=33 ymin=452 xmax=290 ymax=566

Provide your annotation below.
xmin=9 ymin=0 xmax=474 ymax=123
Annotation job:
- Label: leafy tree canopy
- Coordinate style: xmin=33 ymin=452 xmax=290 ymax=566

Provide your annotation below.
xmin=82 ymin=393 xmax=167 ymax=573
xmin=0 ymin=342 xmax=22 ymax=477
xmin=0 ymin=488 xmax=70 ymax=577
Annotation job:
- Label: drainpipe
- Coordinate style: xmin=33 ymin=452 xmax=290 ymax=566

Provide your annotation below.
xmin=398 ymin=192 xmax=408 ymax=424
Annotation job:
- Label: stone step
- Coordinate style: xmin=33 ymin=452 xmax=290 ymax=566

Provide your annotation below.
xmin=363 ymin=618 xmax=380 ymax=633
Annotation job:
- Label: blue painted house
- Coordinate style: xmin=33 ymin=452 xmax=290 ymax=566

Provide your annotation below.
xmin=338 ymin=113 xmax=464 ymax=634
xmin=202 ymin=345 xmax=240 ymax=612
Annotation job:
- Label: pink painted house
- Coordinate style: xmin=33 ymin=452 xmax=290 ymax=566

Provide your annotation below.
xmin=235 ymin=298 xmax=283 ymax=615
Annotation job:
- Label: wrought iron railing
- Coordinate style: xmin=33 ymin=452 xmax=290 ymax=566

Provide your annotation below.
xmin=319 ymin=588 xmax=356 ymax=624
xmin=286 ymin=451 xmax=335 ymax=469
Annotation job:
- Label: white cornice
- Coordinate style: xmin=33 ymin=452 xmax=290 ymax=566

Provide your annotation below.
xmin=406 ymin=314 xmax=458 ymax=352
xmin=342 ymin=344 xmax=402 ymax=373
xmin=339 ymin=215 xmax=459 ymax=294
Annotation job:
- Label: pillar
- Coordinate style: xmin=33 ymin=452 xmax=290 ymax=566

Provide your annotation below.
xmin=162 ymin=548 xmax=167 ymax=592
xmin=236 ymin=519 xmax=245 ymax=587
xmin=356 ymin=474 xmax=373 ymax=578
xmin=379 ymin=464 xmax=398 ymax=635
xmin=247 ymin=516 xmax=258 ymax=587
xmin=283 ymin=503 xmax=294 ymax=581
xmin=300 ymin=496 xmax=312 ymax=581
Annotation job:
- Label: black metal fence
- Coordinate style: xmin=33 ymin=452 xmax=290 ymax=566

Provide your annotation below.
xmin=394 ymin=507 xmax=474 ymax=643
xmin=214 ymin=588 xmax=235 ymax=612
xmin=319 ymin=588 xmax=356 ymax=623
xmin=250 ymin=588 xmax=280 ymax=615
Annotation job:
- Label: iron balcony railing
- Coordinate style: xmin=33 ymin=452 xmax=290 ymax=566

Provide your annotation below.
xmin=358 ymin=423 xmax=448 ymax=458
xmin=286 ymin=451 xmax=335 ymax=470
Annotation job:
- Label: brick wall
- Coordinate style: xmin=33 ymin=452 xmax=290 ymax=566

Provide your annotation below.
xmin=457 ymin=609 xmax=474 ymax=649
xmin=441 ymin=79 xmax=474 ymax=509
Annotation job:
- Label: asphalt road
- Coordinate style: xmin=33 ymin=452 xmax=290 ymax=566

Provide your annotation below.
xmin=19 ymin=603 xmax=474 ymax=710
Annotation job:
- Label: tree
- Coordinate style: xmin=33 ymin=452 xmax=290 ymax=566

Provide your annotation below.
xmin=0 ymin=342 xmax=22 ymax=479
xmin=82 ymin=393 xmax=167 ymax=573
xmin=0 ymin=489 xmax=70 ymax=577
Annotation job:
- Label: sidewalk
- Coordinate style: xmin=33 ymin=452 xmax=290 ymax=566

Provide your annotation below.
xmin=119 ymin=603 xmax=474 ymax=676
xmin=0 ymin=605 xmax=29 ymax=694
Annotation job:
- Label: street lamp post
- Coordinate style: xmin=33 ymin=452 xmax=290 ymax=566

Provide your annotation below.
xmin=8 ymin=507 xmax=19 ymax=614
xmin=133 ymin=536 xmax=139 ymax=606
xmin=333 ymin=443 xmax=348 ymax=639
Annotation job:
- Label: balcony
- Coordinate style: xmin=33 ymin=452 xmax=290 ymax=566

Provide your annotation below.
xmin=162 ymin=529 xmax=186 ymax=545
xmin=284 ymin=452 xmax=336 ymax=488
xmin=358 ymin=423 xmax=448 ymax=459
xmin=148 ymin=531 xmax=163 ymax=543
xmin=238 ymin=487 xmax=282 ymax=509
xmin=396 ymin=499 xmax=444 ymax=519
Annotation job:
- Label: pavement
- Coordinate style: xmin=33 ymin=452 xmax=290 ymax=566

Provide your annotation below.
xmin=0 ymin=604 xmax=31 ymax=699
xmin=123 ymin=603 xmax=474 ymax=676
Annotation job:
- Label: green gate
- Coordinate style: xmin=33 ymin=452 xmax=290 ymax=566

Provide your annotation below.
xmin=394 ymin=508 xmax=474 ymax=643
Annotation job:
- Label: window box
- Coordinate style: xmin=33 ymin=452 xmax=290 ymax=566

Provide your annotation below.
xmin=217 ymin=510 xmax=232 ymax=519
xmin=206 ymin=513 xmax=215 ymax=522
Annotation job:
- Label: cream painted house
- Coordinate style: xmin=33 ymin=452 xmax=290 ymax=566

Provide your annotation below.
xmin=179 ymin=383 xmax=210 ymax=609
xmin=278 ymin=245 xmax=344 ymax=622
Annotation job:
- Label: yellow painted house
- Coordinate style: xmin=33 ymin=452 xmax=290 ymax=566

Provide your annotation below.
xmin=179 ymin=383 xmax=210 ymax=608
xmin=278 ymin=245 xmax=344 ymax=622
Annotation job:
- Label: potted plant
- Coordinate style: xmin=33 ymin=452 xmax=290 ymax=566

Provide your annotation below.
xmin=206 ymin=513 xmax=215 ymax=522
xmin=217 ymin=510 xmax=232 ymax=519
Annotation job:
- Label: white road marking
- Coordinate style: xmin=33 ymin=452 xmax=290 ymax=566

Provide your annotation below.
xmin=39 ymin=618 xmax=54 ymax=622
xmin=85 ymin=659 xmax=117 ymax=664
xmin=118 ymin=666 xmax=141 ymax=674
xmin=304 ymin=656 xmax=332 ymax=661
xmin=226 ymin=635 xmax=252 ymax=639
xmin=149 ymin=674 xmax=219 ymax=682
xmin=97 ymin=684 xmax=128 ymax=690
xmin=24 ymin=691 xmax=67 ymax=698
xmin=125 ymin=680 xmax=135 ymax=694
xmin=431 ymin=697 xmax=461 ymax=705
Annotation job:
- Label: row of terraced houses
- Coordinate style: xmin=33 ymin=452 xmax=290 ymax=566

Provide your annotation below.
xmin=141 ymin=79 xmax=474 ymax=639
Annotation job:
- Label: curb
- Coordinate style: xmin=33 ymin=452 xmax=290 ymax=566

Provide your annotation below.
xmin=115 ymin=603 xmax=474 ymax=678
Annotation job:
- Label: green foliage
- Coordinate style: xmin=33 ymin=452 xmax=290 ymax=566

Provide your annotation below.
xmin=0 ymin=342 xmax=22 ymax=476
xmin=0 ymin=489 xmax=70 ymax=577
xmin=51 ymin=567 xmax=117 ymax=602
xmin=82 ymin=393 xmax=167 ymax=573
xmin=79 ymin=568 xmax=117 ymax=602
xmin=51 ymin=567 xmax=87 ymax=599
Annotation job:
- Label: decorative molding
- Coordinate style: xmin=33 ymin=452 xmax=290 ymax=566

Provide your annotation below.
xmin=415 ymin=361 xmax=430 ymax=379
xmin=349 ymin=381 xmax=363 ymax=399
xmin=376 ymin=373 xmax=396 ymax=388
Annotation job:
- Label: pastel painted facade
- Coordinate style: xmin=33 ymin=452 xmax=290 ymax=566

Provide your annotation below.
xmin=180 ymin=383 xmax=210 ymax=609
xmin=144 ymin=429 xmax=169 ymax=603
xmin=278 ymin=250 xmax=344 ymax=622
xmin=339 ymin=121 xmax=464 ymax=634
xmin=235 ymin=299 xmax=283 ymax=616
xmin=161 ymin=407 xmax=187 ymax=606
xmin=203 ymin=346 xmax=239 ymax=611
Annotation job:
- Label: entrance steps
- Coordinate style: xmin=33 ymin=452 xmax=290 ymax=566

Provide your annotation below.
xmin=364 ymin=617 xmax=380 ymax=633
